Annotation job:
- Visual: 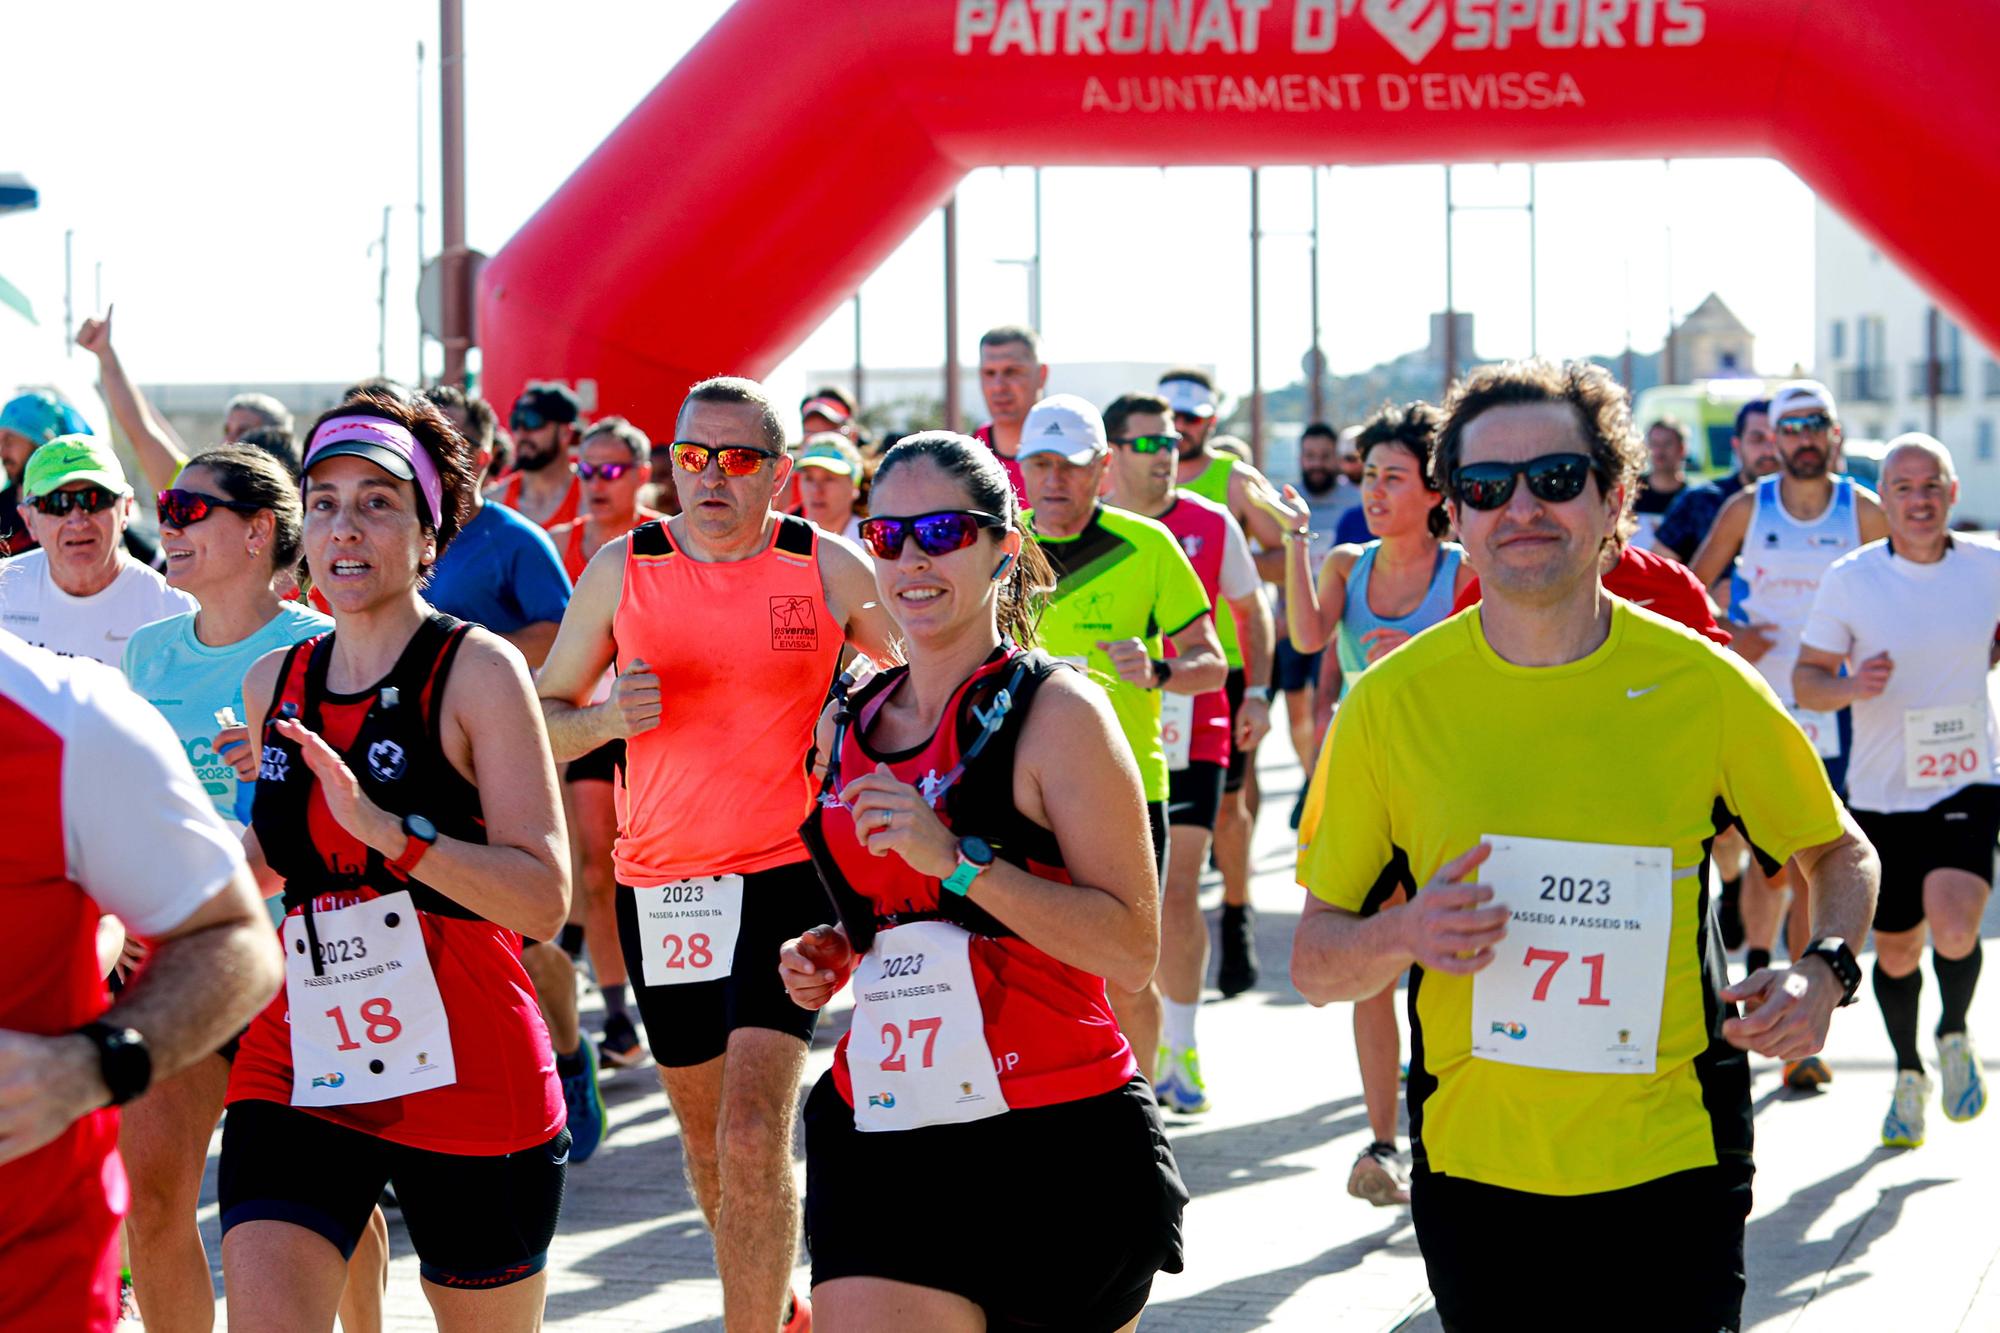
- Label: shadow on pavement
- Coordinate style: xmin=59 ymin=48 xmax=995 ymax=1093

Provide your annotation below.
xmin=1141 ymin=1216 xmax=1418 ymax=1332
xmin=1165 ymin=1095 xmax=1372 ymax=1200
xmin=1741 ymin=1149 xmax=1951 ymax=1324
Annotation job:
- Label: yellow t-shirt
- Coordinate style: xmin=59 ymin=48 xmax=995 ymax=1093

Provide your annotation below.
xmin=1297 ymin=600 xmax=1845 ymax=1196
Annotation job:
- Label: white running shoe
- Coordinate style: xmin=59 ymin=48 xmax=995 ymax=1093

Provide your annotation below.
xmin=1881 ymin=1069 xmax=1932 ymax=1148
xmin=1938 ymin=1032 xmax=1987 ymax=1123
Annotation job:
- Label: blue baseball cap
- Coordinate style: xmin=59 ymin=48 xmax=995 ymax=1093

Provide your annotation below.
xmin=0 ymin=391 xmax=70 ymax=445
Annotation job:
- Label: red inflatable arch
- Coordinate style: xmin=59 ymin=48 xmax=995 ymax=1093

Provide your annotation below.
xmin=479 ymin=0 xmax=2000 ymax=428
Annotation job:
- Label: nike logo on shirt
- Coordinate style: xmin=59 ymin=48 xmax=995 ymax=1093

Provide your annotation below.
xmin=1626 ymin=685 xmax=1660 ymax=699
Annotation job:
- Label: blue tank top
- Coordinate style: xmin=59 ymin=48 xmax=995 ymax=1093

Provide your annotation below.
xmin=1336 ymin=542 xmax=1462 ymax=699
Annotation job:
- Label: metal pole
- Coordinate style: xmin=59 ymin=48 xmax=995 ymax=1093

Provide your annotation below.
xmin=1308 ymin=166 xmax=1323 ymax=424
xmin=375 ymin=206 xmax=392 ymax=377
xmin=1249 ymin=167 xmax=1264 ymax=466
xmin=416 ymin=39 xmax=428 ymax=385
xmin=943 ymin=197 xmax=961 ymax=432
xmin=1527 ymin=163 xmax=1538 ymax=357
xmin=63 ymin=230 xmax=73 ymax=356
xmin=1441 ymin=167 xmax=1456 ymax=398
xmin=853 ymin=293 xmax=864 ymax=409
xmin=1926 ymin=305 xmax=1941 ymax=437
xmin=1662 ymin=160 xmax=1675 ymax=385
xmin=1030 ymin=167 xmax=1043 ymax=333
xmin=440 ymin=0 xmax=470 ymax=384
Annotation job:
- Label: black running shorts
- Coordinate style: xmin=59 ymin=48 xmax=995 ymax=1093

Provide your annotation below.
xmin=1223 ymin=668 xmax=1251 ymax=791
xmin=1166 ymin=760 xmax=1226 ymax=833
xmin=1852 ymin=783 xmax=2000 ymax=935
xmin=219 ymin=1100 xmax=567 ymax=1290
xmin=1413 ymin=1158 xmax=1752 ymax=1332
xmin=804 ymin=1075 xmax=1187 ymax=1331
xmin=615 ymin=858 xmax=824 ymax=1067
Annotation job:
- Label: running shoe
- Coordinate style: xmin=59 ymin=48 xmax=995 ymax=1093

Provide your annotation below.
xmin=782 ymin=1287 xmax=813 ymax=1333
xmin=1881 ymin=1069 xmax=1932 ymax=1148
xmin=1347 ymin=1141 xmax=1410 ymax=1207
xmin=1783 ymin=1055 xmax=1833 ymax=1091
xmin=599 ymin=1010 xmax=647 ymax=1070
xmin=560 ymin=1039 xmax=607 ymax=1163
xmin=1938 ymin=1032 xmax=1987 ymax=1123
xmin=1216 ymin=903 xmax=1260 ymax=998
xmin=1154 ymin=1044 xmax=1212 ymax=1114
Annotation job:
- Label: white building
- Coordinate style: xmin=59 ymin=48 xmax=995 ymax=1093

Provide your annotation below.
xmin=1815 ymin=202 xmax=2000 ymax=522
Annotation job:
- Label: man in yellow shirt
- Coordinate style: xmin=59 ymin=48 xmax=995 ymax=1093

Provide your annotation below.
xmin=1293 ymin=358 xmax=1879 ymax=1332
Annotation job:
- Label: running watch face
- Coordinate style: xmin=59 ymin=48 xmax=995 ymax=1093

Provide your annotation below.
xmin=404 ymin=814 xmax=439 ymax=843
xmin=960 ymin=836 xmax=995 ymax=866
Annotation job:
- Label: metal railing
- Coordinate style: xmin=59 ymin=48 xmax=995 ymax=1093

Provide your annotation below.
xmin=1836 ymin=365 xmax=1892 ymax=403
xmin=1908 ymin=359 xmax=1963 ymax=397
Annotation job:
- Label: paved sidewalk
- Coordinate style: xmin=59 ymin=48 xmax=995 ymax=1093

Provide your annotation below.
xmin=180 ymin=747 xmax=2000 ymax=1330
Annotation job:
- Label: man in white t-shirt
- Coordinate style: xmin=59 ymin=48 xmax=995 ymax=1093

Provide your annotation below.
xmin=0 ymin=436 xmax=195 ymax=668
xmin=1798 ymin=433 xmax=2000 ymax=1149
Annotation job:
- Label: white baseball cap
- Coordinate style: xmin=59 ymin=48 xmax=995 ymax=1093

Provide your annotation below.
xmin=1769 ymin=380 xmax=1837 ymax=425
xmin=1018 ymin=395 xmax=1107 ymax=465
xmin=1160 ymin=376 xmax=1216 ymax=418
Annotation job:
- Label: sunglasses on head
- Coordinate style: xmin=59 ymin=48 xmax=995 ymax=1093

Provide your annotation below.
xmin=670 ymin=442 xmax=781 ymax=477
xmin=573 ymin=461 xmax=635 ymax=481
xmin=157 ymin=488 xmax=262 ymax=528
xmin=1775 ymin=412 xmax=1834 ymax=436
xmin=30 ymin=485 xmax=120 ymax=517
xmin=858 ymin=510 xmax=1006 ymax=561
xmin=1450 ymin=453 xmax=1596 ymax=512
xmin=1112 ymin=433 xmax=1180 ymax=454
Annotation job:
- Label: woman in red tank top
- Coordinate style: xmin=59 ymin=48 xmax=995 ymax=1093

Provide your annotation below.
xmin=780 ymin=433 xmax=1187 ymax=1333
xmin=219 ymin=392 xmax=572 ymax=1330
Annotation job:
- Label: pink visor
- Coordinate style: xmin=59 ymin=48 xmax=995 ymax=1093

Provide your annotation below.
xmin=303 ymin=415 xmax=445 ymax=528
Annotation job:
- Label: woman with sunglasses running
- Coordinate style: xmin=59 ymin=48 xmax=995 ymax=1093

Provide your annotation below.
xmin=1262 ymin=400 xmax=1472 ymax=1210
xmin=118 ymin=448 xmax=397 ymax=1333
xmin=218 ymin=392 xmax=571 ymax=1331
xmin=780 ymin=433 xmax=1187 ymax=1332
xmin=546 ymin=416 xmax=660 ymax=1068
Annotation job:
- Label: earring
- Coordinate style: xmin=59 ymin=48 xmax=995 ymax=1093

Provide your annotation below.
xmin=992 ymin=553 xmax=1015 ymax=582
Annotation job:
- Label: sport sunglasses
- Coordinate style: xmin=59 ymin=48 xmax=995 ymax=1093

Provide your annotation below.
xmin=1449 ymin=453 xmax=1595 ymax=511
xmin=157 ymin=488 xmax=262 ymax=528
xmin=858 ymin=509 xmax=1007 ymax=561
xmin=29 ymin=485 xmax=120 ymax=517
xmin=573 ymin=461 xmax=636 ymax=481
xmin=670 ymin=442 xmax=782 ymax=477
xmin=1111 ymin=433 xmax=1181 ymax=454
xmin=509 ymin=407 xmax=549 ymax=432
xmin=1775 ymin=412 xmax=1834 ymax=436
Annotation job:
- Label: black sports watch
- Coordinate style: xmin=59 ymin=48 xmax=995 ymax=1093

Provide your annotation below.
xmin=1149 ymin=658 xmax=1174 ymax=690
xmin=1801 ymin=937 xmax=1862 ymax=1007
xmin=76 ymin=1021 xmax=152 ymax=1106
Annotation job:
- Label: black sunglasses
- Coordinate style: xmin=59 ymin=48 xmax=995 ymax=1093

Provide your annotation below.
xmin=157 ymin=488 xmax=262 ymax=529
xmin=1450 ymin=453 xmax=1596 ymax=512
xmin=1112 ymin=433 xmax=1181 ymax=454
xmin=1775 ymin=412 xmax=1834 ymax=436
xmin=859 ymin=510 xmax=1007 ymax=561
xmin=573 ymin=461 xmax=635 ymax=481
xmin=29 ymin=485 xmax=120 ymax=517
xmin=510 ymin=408 xmax=548 ymax=433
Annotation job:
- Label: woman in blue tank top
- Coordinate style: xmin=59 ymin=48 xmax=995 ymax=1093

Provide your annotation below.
xmin=1269 ymin=401 xmax=1474 ymax=1208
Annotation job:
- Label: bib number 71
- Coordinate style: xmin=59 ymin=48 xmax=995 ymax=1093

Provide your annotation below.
xmin=879 ymin=1016 xmax=943 ymax=1071
xmin=1523 ymin=947 xmax=1611 ymax=1007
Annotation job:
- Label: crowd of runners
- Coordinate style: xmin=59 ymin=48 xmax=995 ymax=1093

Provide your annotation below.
xmin=3 ymin=304 xmax=1993 ymax=1333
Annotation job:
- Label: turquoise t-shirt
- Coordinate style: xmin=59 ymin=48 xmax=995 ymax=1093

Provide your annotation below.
xmin=124 ymin=602 xmax=333 ymax=828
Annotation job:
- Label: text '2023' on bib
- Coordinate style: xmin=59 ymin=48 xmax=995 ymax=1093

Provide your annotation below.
xmin=634 ymin=874 xmax=744 ymax=987
xmin=1470 ymin=835 xmax=1674 ymax=1076
xmin=849 ymin=920 xmax=1006 ymax=1132
xmin=285 ymin=890 xmax=457 ymax=1107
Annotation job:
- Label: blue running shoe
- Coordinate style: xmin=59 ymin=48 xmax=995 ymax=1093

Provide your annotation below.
xmin=1939 ymin=1032 xmax=1986 ymax=1123
xmin=1881 ymin=1069 xmax=1931 ymax=1149
xmin=560 ymin=1039 xmax=606 ymax=1163
xmin=1154 ymin=1044 xmax=1212 ymax=1114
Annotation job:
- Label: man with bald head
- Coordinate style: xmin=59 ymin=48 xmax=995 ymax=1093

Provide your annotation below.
xmin=1797 ymin=434 xmax=2000 ymax=1148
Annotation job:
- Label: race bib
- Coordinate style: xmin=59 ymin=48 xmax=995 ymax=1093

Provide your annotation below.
xmin=634 ymin=875 xmax=744 ymax=987
xmin=285 ymin=891 xmax=457 ymax=1107
xmin=1160 ymin=690 xmax=1195 ymax=772
xmin=1788 ymin=704 xmax=1843 ymax=759
xmin=1469 ymin=835 xmax=1674 ymax=1075
xmin=1905 ymin=702 xmax=1990 ymax=790
xmin=848 ymin=920 xmax=1006 ymax=1132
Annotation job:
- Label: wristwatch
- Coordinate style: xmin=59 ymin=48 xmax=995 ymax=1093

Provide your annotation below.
xmin=1149 ymin=658 xmax=1174 ymax=690
xmin=388 ymin=813 xmax=439 ymax=880
xmin=1244 ymin=685 xmax=1274 ymax=705
xmin=940 ymin=836 xmax=996 ymax=897
xmin=1801 ymin=936 xmax=1862 ymax=1007
xmin=76 ymin=1021 xmax=152 ymax=1106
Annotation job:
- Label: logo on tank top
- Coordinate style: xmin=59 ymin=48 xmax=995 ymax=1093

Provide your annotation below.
xmin=769 ymin=595 xmax=820 ymax=651
xmin=1178 ymin=534 xmax=1204 ymax=559
xmin=367 ymin=738 xmax=408 ymax=782
xmin=260 ymin=745 xmax=289 ymax=783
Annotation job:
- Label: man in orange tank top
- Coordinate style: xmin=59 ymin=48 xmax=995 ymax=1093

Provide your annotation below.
xmin=538 ymin=376 xmax=897 ymax=1333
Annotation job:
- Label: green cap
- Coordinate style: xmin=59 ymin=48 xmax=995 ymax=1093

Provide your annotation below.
xmin=796 ymin=437 xmax=858 ymax=477
xmin=22 ymin=434 xmax=132 ymax=500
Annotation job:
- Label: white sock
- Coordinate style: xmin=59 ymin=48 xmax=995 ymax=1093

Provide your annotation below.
xmin=1161 ymin=999 xmax=1198 ymax=1053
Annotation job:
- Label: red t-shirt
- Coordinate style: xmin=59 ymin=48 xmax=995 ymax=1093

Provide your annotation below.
xmin=974 ymin=423 xmax=1028 ymax=506
xmin=1155 ymin=496 xmax=1235 ymax=768
xmin=824 ymin=652 xmax=1137 ymax=1111
xmin=1451 ymin=544 xmax=1732 ymax=646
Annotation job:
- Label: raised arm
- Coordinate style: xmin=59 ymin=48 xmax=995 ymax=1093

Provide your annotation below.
xmin=75 ymin=308 xmax=192 ymax=494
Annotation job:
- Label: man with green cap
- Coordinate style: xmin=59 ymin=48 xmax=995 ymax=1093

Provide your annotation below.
xmin=0 ymin=435 xmax=192 ymax=668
